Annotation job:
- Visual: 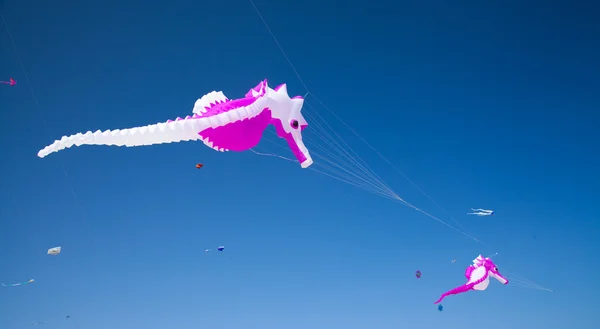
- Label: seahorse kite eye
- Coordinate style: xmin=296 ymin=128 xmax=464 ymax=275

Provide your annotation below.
xmin=37 ymin=80 xmax=313 ymax=168
xmin=434 ymin=254 xmax=508 ymax=304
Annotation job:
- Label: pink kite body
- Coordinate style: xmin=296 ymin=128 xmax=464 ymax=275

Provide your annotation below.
xmin=1 ymin=78 xmax=16 ymax=86
xmin=434 ymin=255 xmax=508 ymax=304
xmin=37 ymin=80 xmax=313 ymax=168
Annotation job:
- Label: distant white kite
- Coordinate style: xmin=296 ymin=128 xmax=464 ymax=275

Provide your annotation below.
xmin=47 ymin=246 xmax=61 ymax=256
xmin=204 ymin=246 xmax=225 ymax=252
xmin=1 ymin=278 xmax=34 ymax=287
xmin=467 ymin=208 xmax=494 ymax=216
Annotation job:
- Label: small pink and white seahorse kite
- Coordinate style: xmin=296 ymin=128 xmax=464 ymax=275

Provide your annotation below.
xmin=1 ymin=77 xmax=16 ymax=86
xmin=434 ymin=255 xmax=508 ymax=304
xmin=37 ymin=80 xmax=313 ymax=168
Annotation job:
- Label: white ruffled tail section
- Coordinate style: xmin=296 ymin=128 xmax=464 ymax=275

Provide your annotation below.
xmin=37 ymin=119 xmax=209 ymax=158
xmin=192 ymin=91 xmax=229 ymax=115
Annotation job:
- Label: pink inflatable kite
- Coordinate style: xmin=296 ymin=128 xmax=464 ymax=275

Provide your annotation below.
xmin=37 ymin=80 xmax=313 ymax=168
xmin=1 ymin=77 xmax=16 ymax=86
xmin=434 ymin=255 xmax=508 ymax=304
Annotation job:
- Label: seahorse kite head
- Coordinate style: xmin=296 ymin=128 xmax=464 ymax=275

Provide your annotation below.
xmin=480 ymin=256 xmax=508 ymax=285
xmin=433 ymin=255 xmax=508 ymax=304
xmin=37 ymin=79 xmax=313 ymax=168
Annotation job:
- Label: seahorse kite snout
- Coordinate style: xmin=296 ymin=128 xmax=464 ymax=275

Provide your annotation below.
xmin=37 ymin=79 xmax=313 ymax=168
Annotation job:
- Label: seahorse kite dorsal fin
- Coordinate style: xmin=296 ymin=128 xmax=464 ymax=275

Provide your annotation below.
xmin=473 ymin=255 xmax=485 ymax=266
xmin=192 ymin=91 xmax=229 ymax=115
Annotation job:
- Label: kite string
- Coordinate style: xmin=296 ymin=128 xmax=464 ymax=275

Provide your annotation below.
xmin=252 ymin=145 xmax=401 ymax=201
xmin=247 ymin=0 xmax=554 ymax=292
xmin=247 ymin=0 xmax=309 ymax=94
xmin=249 ymin=0 xmax=396 ymax=198
xmin=252 ymin=138 xmax=481 ymax=241
xmin=246 ymin=0 xmax=478 ymax=242
xmin=0 ymin=13 xmax=98 ymax=251
xmin=258 ymin=135 xmax=402 ymax=200
xmin=249 ymin=148 xmax=296 ymax=162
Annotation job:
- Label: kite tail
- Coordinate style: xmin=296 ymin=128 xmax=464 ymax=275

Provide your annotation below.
xmin=434 ymin=294 xmax=448 ymax=304
xmin=434 ymin=284 xmax=474 ymax=304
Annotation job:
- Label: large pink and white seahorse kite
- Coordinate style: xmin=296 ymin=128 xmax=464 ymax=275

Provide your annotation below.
xmin=434 ymin=255 xmax=508 ymax=304
xmin=37 ymin=80 xmax=313 ymax=168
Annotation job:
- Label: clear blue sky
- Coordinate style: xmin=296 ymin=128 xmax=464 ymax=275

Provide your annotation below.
xmin=1 ymin=0 xmax=599 ymax=328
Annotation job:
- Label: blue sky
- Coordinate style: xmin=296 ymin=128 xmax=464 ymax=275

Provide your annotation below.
xmin=1 ymin=0 xmax=599 ymax=328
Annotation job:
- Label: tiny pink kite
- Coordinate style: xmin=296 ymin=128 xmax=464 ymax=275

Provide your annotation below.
xmin=1 ymin=78 xmax=16 ymax=86
xmin=434 ymin=255 xmax=508 ymax=304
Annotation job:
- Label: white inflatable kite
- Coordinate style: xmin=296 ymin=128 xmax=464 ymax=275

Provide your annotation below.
xmin=47 ymin=246 xmax=62 ymax=256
